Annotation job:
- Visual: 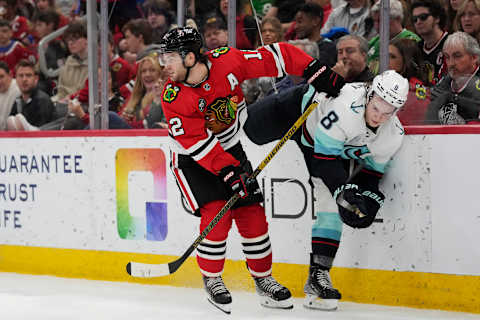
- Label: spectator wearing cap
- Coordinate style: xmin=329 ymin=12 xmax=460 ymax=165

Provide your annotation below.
xmin=202 ymin=15 xmax=229 ymax=51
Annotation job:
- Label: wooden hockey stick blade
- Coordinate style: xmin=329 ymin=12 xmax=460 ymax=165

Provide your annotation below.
xmin=126 ymin=102 xmax=319 ymax=278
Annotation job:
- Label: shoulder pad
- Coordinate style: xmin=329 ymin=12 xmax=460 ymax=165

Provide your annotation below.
xmin=338 ymin=83 xmax=368 ymax=115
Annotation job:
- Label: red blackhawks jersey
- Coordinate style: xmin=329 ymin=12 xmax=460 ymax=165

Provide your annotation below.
xmin=162 ymin=43 xmax=314 ymax=175
xmin=0 ymin=40 xmax=37 ymax=72
xmin=11 ymin=16 xmax=31 ymax=43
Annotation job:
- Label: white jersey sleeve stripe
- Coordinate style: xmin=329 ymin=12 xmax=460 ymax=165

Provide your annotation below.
xmin=191 ymin=134 xmax=219 ymax=162
xmin=170 ymin=151 xmax=199 ymax=212
xmin=273 ymin=43 xmax=286 ymax=77
xmin=186 ymin=129 xmax=214 ymax=155
xmin=265 ymin=44 xmax=285 ymax=78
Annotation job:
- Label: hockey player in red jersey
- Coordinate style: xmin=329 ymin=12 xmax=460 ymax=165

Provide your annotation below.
xmin=158 ymin=26 xmax=344 ymax=314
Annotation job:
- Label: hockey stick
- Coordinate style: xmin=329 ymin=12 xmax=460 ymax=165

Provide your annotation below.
xmin=126 ymin=101 xmax=319 ymax=278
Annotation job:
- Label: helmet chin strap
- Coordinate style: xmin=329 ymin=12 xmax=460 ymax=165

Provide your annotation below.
xmin=181 ymin=53 xmax=197 ymax=84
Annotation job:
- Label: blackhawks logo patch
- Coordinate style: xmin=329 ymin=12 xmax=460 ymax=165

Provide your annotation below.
xmin=211 ymin=47 xmax=230 ymax=58
xmin=204 ymin=96 xmax=238 ymax=133
xmin=415 ymin=83 xmax=427 ymax=100
xmin=112 ymin=62 xmax=122 ymax=72
xmin=163 ymin=83 xmax=180 ymax=103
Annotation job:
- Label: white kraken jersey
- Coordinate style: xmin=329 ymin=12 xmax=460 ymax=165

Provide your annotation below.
xmin=300 ymin=83 xmax=405 ymax=173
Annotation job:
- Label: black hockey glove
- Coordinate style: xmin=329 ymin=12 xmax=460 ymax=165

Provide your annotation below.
xmin=303 ymin=59 xmax=345 ymax=98
xmin=336 ymin=184 xmax=385 ymax=228
xmin=219 ymin=165 xmax=252 ymax=199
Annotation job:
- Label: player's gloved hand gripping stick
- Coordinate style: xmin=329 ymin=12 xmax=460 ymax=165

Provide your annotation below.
xmin=336 ymin=161 xmax=385 ymax=228
xmin=335 ymin=163 xmax=366 ymax=216
xmin=126 ymin=101 xmax=320 ymax=278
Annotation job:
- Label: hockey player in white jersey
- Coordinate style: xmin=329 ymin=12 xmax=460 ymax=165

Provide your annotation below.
xmin=244 ymin=69 xmax=409 ymax=311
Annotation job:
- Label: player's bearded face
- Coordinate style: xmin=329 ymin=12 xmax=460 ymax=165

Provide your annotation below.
xmin=365 ymin=94 xmax=396 ymax=127
xmin=161 ymin=52 xmax=186 ymax=81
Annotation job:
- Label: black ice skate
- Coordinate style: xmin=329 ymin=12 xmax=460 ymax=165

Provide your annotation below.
xmin=303 ymin=263 xmax=342 ymax=311
xmin=203 ymin=276 xmax=232 ymax=314
xmin=254 ymin=276 xmax=293 ymax=309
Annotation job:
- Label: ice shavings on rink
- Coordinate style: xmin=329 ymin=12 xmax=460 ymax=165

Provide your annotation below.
xmin=0 ymin=272 xmax=478 ymax=320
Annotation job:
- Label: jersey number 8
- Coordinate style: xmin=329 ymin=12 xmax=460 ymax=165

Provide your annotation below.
xmin=320 ymin=110 xmax=339 ymax=130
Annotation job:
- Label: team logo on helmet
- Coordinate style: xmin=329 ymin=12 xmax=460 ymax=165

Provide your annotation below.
xmin=163 ymin=83 xmax=180 ymax=103
xmin=198 ymin=98 xmax=206 ymax=112
xmin=211 ymin=47 xmax=230 ymax=58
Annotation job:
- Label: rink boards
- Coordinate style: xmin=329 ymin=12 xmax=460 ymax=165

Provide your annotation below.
xmin=0 ymin=128 xmax=479 ymax=314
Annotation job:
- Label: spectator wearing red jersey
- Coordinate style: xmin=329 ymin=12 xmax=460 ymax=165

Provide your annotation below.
xmin=0 ymin=19 xmax=37 ymax=74
xmin=107 ymin=34 xmax=135 ymax=88
xmin=0 ymin=0 xmax=34 ymax=46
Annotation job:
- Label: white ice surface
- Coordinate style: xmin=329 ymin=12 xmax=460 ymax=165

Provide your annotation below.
xmin=1 ymin=272 xmax=479 ymax=320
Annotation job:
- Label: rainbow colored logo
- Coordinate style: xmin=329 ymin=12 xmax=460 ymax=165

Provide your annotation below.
xmin=115 ymin=148 xmax=167 ymax=241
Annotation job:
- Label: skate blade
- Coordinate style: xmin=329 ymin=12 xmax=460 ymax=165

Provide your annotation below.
xmin=207 ymin=297 xmax=231 ymax=314
xmin=259 ymin=296 xmax=294 ymax=309
xmin=303 ymin=294 xmax=338 ymax=311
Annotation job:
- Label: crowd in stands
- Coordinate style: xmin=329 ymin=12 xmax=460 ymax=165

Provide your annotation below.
xmin=1 ymin=0 xmax=480 ymax=130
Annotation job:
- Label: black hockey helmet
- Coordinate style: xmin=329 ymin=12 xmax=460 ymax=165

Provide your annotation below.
xmin=160 ymin=26 xmax=203 ymax=58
